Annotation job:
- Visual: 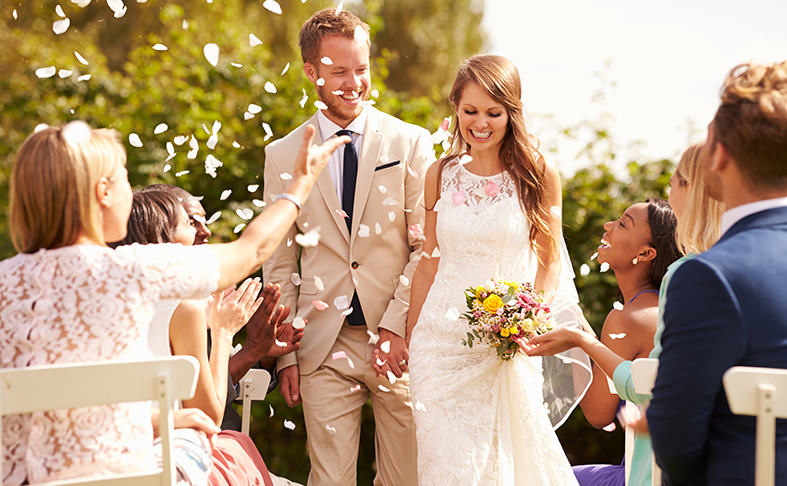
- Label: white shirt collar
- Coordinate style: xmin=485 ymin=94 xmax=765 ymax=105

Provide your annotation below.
xmin=720 ymin=196 xmax=787 ymax=235
xmin=316 ymin=106 xmax=368 ymax=142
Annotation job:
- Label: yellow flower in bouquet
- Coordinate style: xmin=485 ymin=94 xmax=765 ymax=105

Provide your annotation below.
xmin=483 ymin=294 xmax=504 ymax=313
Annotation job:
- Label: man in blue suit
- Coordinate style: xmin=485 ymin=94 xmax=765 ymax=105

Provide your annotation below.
xmin=648 ymin=60 xmax=787 ymax=485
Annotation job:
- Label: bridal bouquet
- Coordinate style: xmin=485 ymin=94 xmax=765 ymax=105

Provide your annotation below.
xmin=461 ymin=279 xmax=554 ymax=360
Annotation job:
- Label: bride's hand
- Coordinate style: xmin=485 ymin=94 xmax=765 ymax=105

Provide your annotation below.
xmin=520 ymin=326 xmax=585 ymax=356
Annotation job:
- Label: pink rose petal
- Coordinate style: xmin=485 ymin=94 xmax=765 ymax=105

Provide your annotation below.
xmin=452 ymin=191 xmax=466 ymax=205
xmin=485 ymin=181 xmax=500 ymax=196
xmin=313 ymin=300 xmax=329 ymax=311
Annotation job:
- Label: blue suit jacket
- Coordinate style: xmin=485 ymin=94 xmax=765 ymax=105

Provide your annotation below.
xmin=647 ymin=206 xmax=787 ymax=486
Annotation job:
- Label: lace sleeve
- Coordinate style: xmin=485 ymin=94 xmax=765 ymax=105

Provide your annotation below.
xmin=115 ymin=244 xmax=220 ymax=302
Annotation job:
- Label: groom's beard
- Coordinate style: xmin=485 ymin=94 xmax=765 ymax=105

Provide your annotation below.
xmin=316 ymin=84 xmax=367 ymax=125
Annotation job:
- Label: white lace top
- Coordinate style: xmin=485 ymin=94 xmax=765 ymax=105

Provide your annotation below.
xmin=0 ymin=243 xmax=220 ymax=485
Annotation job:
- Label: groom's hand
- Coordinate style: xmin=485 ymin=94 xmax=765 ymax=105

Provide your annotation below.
xmin=278 ymin=364 xmax=301 ymax=406
xmin=372 ymin=328 xmax=409 ymax=379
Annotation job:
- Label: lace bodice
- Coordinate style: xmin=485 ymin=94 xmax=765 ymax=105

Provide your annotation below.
xmin=0 ymin=243 xmax=220 ymax=484
xmin=433 ymin=159 xmax=537 ymax=286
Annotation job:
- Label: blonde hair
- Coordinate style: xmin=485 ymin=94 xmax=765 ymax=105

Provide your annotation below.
xmin=441 ymin=54 xmax=556 ymax=265
xmin=10 ymin=122 xmax=126 ymax=253
xmin=674 ymin=141 xmax=725 ymax=254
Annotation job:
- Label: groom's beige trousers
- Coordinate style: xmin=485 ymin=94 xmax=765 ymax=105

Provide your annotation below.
xmin=299 ymin=324 xmax=417 ymax=486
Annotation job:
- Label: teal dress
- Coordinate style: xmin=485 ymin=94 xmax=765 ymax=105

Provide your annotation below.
xmin=611 ymin=253 xmax=695 ymax=486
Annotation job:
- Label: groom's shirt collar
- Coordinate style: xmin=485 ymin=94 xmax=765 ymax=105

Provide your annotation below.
xmin=721 ymin=196 xmax=787 ymax=235
xmin=316 ymin=107 xmax=368 ymax=202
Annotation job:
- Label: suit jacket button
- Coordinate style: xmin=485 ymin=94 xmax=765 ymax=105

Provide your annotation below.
xmin=351 ymin=261 xmax=359 ymax=269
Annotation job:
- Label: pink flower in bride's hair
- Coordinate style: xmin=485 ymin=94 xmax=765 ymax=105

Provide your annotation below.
xmin=452 ymin=191 xmax=466 ymax=205
xmin=439 ymin=117 xmax=451 ymax=131
xmin=484 ymin=181 xmax=499 ymax=196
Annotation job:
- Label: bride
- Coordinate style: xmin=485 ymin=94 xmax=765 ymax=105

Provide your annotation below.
xmin=406 ymin=54 xmax=591 ymax=485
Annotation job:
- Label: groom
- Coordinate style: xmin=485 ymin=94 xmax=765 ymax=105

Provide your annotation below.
xmin=648 ymin=60 xmax=787 ymax=485
xmin=262 ymin=8 xmax=433 ymax=485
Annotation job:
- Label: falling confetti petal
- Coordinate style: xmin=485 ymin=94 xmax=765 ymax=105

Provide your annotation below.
xmin=13 ymin=8 xmax=17 ymax=19
xmin=152 ymin=44 xmax=168 ymax=51
xmin=232 ymin=141 xmax=241 ymax=148
xmin=283 ymin=420 xmax=296 ymax=430
xmin=609 ymin=332 xmax=626 ymax=339
xmin=445 ymin=307 xmax=460 ymax=321
xmin=35 ymin=66 xmax=56 ymax=79
xmin=354 ymin=25 xmax=368 ymax=44
xmin=280 ymin=172 xmax=292 ymax=180
xmin=53 ymin=18 xmax=70 ymax=34
xmin=166 ymin=142 xmax=175 ymax=154
xmin=580 ymin=264 xmax=590 ymax=277
xmin=358 ymin=224 xmax=370 ymax=238
xmin=380 ymin=341 xmax=391 ymax=353
xmin=207 ymin=134 xmax=218 ymax=150
xmin=206 ymin=212 xmax=221 ymax=224
xmin=249 ymin=33 xmax=263 ymax=46
xmin=77 ymin=74 xmax=91 ymax=81
xmin=600 ymin=262 xmax=610 ymax=272
xmin=612 ymin=302 xmax=624 ymax=311
xmin=233 ymin=223 xmax=246 ymax=234
xmin=247 ymin=184 xmax=259 ymax=192
xmin=163 ymin=164 xmax=171 ymax=172
xmin=602 ymin=423 xmax=616 ymax=432
xmin=367 ymin=330 xmax=379 ymax=345
xmin=264 ymin=81 xmax=277 ymax=93
xmin=107 ymin=0 xmax=126 ymax=18
xmin=175 ymin=170 xmax=190 ymax=177
xmin=236 ymin=208 xmax=253 ymax=220
xmin=187 ymin=135 xmax=198 ymax=159
xmin=378 ymin=385 xmax=390 ymax=393
xmin=314 ymin=276 xmax=324 ymax=291
xmin=408 ymin=224 xmax=423 ymax=239
xmin=58 ymin=69 xmax=73 ymax=78
xmin=203 ymin=43 xmax=219 ymax=67
xmin=388 ymin=211 xmax=396 ymax=222
xmin=375 ymin=223 xmax=382 ymax=235
xmin=325 ymin=424 xmax=336 ymax=434
xmin=551 ymin=206 xmax=562 ymax=219
xmin=387 ymin=371 xmax=397 ymax=384
xmin=399 ymin=275 xmax=410 ymax=286
xmin=290 ymin=273 xmax=302 ymax=286
xmin=292 ymin=317 xmax=306 ymax=330
xmin=56 ymin=5 xmax=66 ymax=17
xmin=452 ymin=191 xmax=466 ymax=205
xmin=252 ymin=199 xmax=266 ymax=207
xmin=335 ymin=2 xmax=343 ymax=15
xmin=346 ymin=356 xmax=355 ymax=368
xmin=485 ymin=181 xmax=500 ymax=196
xmin=313 ymin=300 xmax=329 ymax=311
xmin=244 ymin=112 xmax=254 ymax=120
xmin=431 ymin=247 xmax=441 ymax=258
xmin=295 ymin=227 xmax=321 ymax=247
xmin=220 ymin=189 xmax=232 ymax=200
xmin=263 ymin=0 xmax=282 ymax=14
xmin=129 ymin=133 xmax=143 ymax=147
xmin=332 ymin=351 xmax=347 ymax=361
xmin=154 ymin=123 xmax=168 ymax=134
xmin=315 ymin=100 xmax=328 ymax=110
xmin=350 ymin=384 xmax=361 ymax=392
xmin=248 ymin=103 xmax=262 ymax=114
xmin=174 ymin=135 xmax=187 ymax=145
xmin=415 ymin=401 xmax=427 ymax=412
xmin=382 ymin=197 xmax=399 ymax=206
xmin=262 ymin=122 xmax=273 ymax=141
xmin=316 ymin=78 xmax=325 ymax=86
xmin=590 ymin=252 xmax=599 ymax=261
xmin=334 ymin=295 xmax=349 ymax=310
xmin=299 ymin=89 xmax=308 ymax=108
xmin=281 ymin=62 xmax=290 ymax=75
xmin=336 ymin=209 xmax=349 ymax=218
xmin=377 ymin=185 xmax=388 ymax=194
xmin=269 ymin=405 xmax=274 ymax=417
xmin=230 ymin=62 xmax=243 ymax=68
xmin=320 ymin=57 xmax=333 ymax=65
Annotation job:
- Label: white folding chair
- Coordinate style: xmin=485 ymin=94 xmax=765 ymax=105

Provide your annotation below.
xmin=0 ymin=356 xmax=199 ymax=486
xmin=723 ymin=366 xmax=787 ymax=486
xmin=630 ymin=358 xmax=661 ymax=486
xmin=238 ymin=368 xmax=272 ymax=435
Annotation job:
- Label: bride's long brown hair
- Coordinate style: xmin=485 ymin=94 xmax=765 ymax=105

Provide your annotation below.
xmin=437 ymin=54 xmax=557 ymax=265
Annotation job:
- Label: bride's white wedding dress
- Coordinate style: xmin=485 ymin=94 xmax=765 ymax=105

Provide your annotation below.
xmin=409 ymin=158 xmax=590 ymax=485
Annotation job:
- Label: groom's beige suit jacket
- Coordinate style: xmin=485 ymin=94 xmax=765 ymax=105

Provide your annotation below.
xmin=263 ymin=107 xmax=434 ymax=375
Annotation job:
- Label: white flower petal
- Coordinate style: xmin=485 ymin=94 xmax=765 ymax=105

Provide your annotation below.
xmin=236 ymin=208 xmax=253 ymax=221
xmin=320 ymin=57 xmax=333 ymax=65
xmin=230 ymin=62 xmax=242 ymax=68
xmin=316 ymin=77 xmax=325 ymax=86
xmin=252 ymin=199 xmax=266 ymax=207
xmin=13 ymin=8 xmax=17 ymax=19
xmin=152 ymin=43 xmax=168 ymax=51
xmin=206 ymin=211 xmax=221 ymax=224
xmin=233 ymin=223 xmax=246 ymax=234
xmin=580 ymin=264 xmax=590 ymax=277
xmin=58 ymin=69 xmax=73 ymax=78
xmin=247 ymin=184 xmax=259 ymax=192
xmin=295 ymin=227 xmax=321 ymax=247
xmin=77 ymin=74 xmax=91 ymax=81
xmin=375 ymin=222 xmax=382 ymax=235
xmin=314 ymin=276 xmax=324 ymax=291
xmin=264 ymin=81 xmax=277 ymax=93
xmin=207 ymin=134 xmax=218 ymax=150
xmin=290 ymin=273 xmax=302 ymax=286
xmin=232 ymin=141 xmax=241 ymax=148
xmin=315 ymin=100 xmax=328 ymax=110
xmin=175 ymin=170 xmax=189 ymax=177
xmin=299 ymin=89 xmax=308 ymax=108
xmin=262 ymin=0 xmax=282 ymax=14
xmin=388 ymin=211 xmax=395 ymax=222
xmin=248 ymin=103 xmax=262 ymax=114
xmin=380 ymin=341 xmax=391 ymax=353
xmin=128 ymin=133 xmax=143 ymax=147
xmin=334 ymin=295 xmax=349 ymax=311
xmin=203 ymin=43 xmax=219 ymax=67
xmin=280 ymin=172 xmax=292 ymax=180
xmin=292 ymin=317 xmax=306 ymax=330
xmin=354 ymin=25 xmax=368 ymax=44
xmin=154 ymin=123 xmax=168 ymax=134
xmin=399 ymin=275 xmax=410 ymax=286
xmin=262 ymin=122 xmax=273 ymax=141
xmin=220 ymin=189 xmax=232 ymax=200
xmin=283 ymin=419 xmax=296 ymax=430
xmin=249 ymin=33 xmax=263 ymax=47
xmin=281 ymin=62 xmax=290 ymax=75
xmin=53 ymin=18 xmax=70 ymax=34
xmin=335 ymin=2 xmax=343 ymax=15
xmin=600 ymin=262 xmax=610 ymax=272
xmin=244 ymin=112 xmax=254 ymax=120
xmin=358 ymin=224 xmax=370 ymax=238
xmin=163 ymin=164 xmax=171 ymax=172
xmin=445 ymin=307 xmax=460 ymax=321
xmin=71 ymin=0 xmax=91 ymax=6
xmin=56 ymin=5 xmax=66 ymax=18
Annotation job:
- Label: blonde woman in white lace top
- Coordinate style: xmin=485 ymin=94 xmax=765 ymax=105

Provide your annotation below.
xmin=0 ymin=121 xmax=348 ymax=484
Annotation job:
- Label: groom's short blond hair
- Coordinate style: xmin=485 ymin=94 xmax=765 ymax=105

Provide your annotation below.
xmin=713 ymin=60 xmax=787 ymax=190
xmin=299 ymin=8 xmax=370 ymax=66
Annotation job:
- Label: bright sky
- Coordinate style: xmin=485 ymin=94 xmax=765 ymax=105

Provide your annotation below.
xmin=482 ymin=0 xmax=787 ymax=174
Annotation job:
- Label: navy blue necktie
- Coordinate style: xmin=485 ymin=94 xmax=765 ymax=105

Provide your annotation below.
xmin=336 ymin=130 xmax=357 ymax=232
xmin=335 ymin=130 xmax=365 ymax=326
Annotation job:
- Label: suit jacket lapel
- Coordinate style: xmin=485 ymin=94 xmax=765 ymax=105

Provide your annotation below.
xmin=352 ymin=108 xmax=383 ymax=242
xmin=309 ymin=115 xmax=351 ymax=243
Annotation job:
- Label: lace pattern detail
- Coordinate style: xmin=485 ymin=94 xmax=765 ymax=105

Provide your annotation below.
xmin=0 ymin=243 xmax=220 ymax=485
xmin=409 ymin=158 xmax=579 ymax=485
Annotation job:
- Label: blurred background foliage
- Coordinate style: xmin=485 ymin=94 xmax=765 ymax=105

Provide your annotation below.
xmin=1 ymin=0 xmax=674 ymax=482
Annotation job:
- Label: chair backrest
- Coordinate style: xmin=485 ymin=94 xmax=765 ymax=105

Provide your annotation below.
xmin=631 ymin=358 xmax=659 ymax=395
xmin=0 ymin=356 xmax=199 ymax=486
xmin=723 ymin=366 xmax=787 ymax=486
xmin=629 ymin=358 xmax=661 ymax=486
xmin=239 ymin=369 xmax=272 ymax=436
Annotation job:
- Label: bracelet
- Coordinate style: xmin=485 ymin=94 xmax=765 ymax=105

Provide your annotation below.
xmin=275 ymin=193 xmax=302 ymax=214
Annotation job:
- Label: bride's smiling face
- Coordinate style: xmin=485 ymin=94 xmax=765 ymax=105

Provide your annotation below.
xmin=457 ymin=82 xmax=509 ymax=153
xmin=598 ymin=203 xmax=653 ymax=269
